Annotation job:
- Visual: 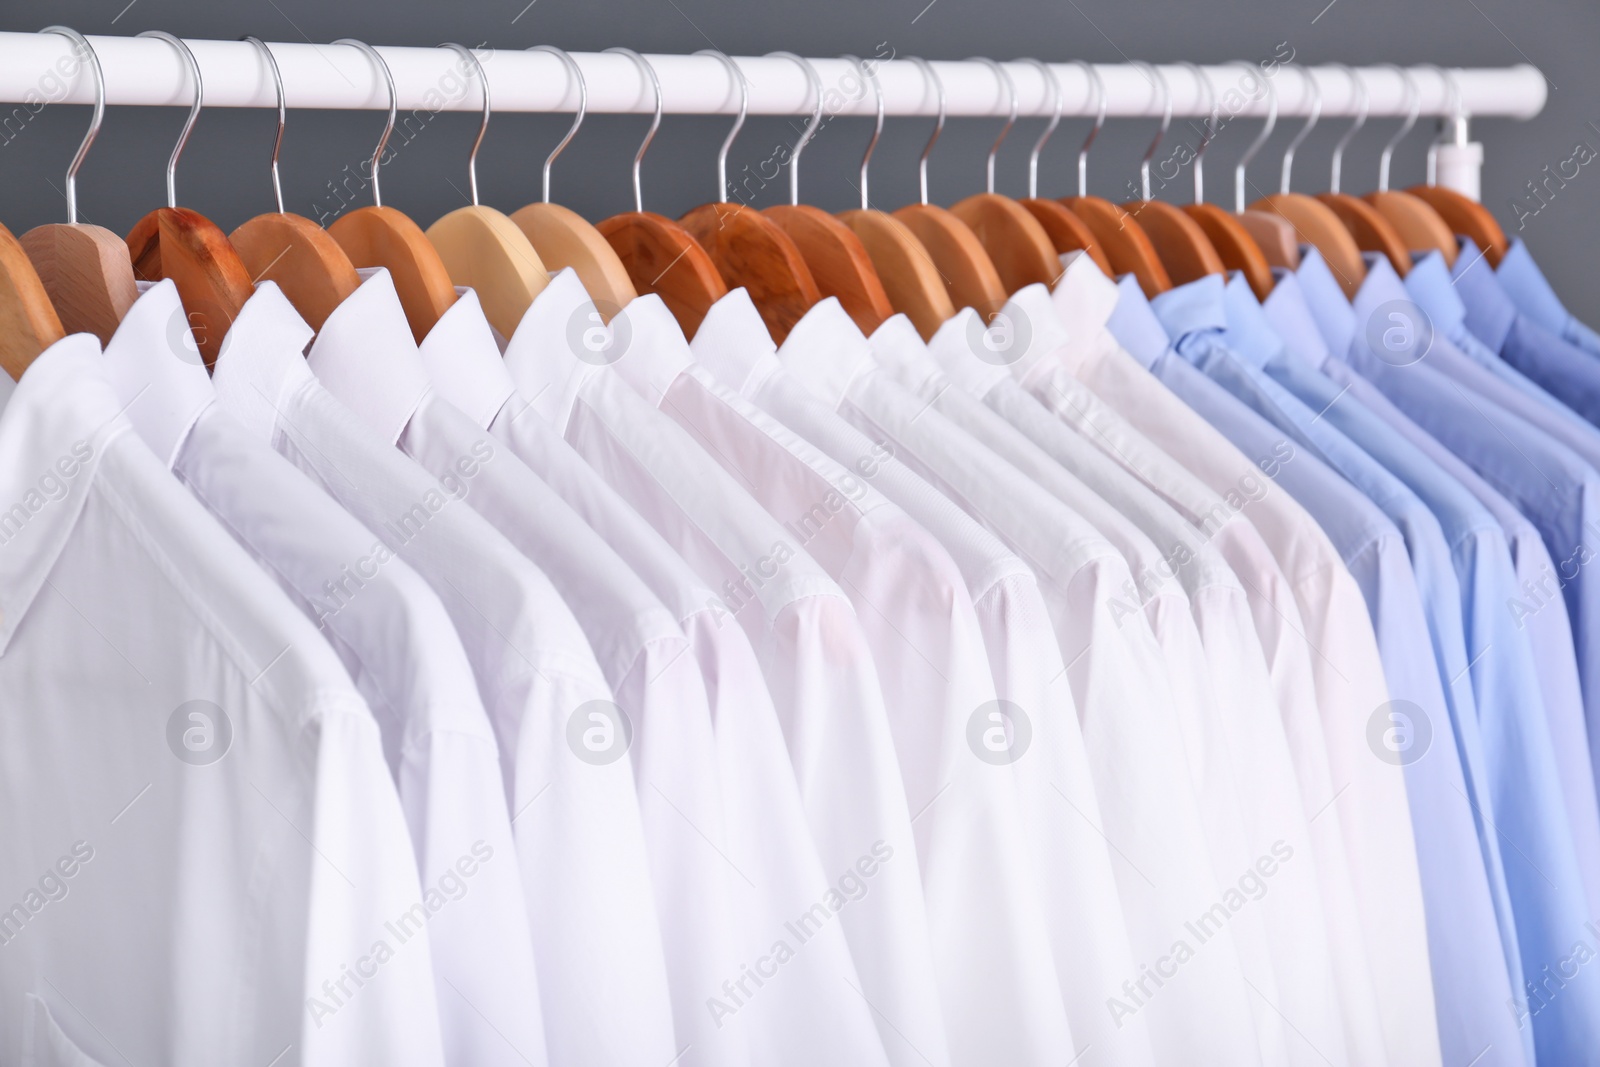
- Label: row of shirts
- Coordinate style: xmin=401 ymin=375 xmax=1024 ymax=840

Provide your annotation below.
xmin=1 ymin=220 xmax=1598 ymax=1067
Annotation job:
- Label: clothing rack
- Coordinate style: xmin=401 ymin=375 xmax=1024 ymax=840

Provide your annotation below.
xmin=0 ymin=32 xmax=1547 ymax=198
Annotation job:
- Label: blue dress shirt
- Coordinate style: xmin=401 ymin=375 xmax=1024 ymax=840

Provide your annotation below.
xmin=1497 ymin=237 xmax=1600 ymax=357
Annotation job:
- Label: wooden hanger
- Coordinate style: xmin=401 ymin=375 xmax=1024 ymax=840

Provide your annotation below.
xmin=594 ymin=48 xmax=726 ymax=338
xmin=0 ymin=222 xmax=66 ymax=381
xmin=1314 ymin=65 xmax=1412 ymax=276
xmin=19 ymin=27 xmax=137 ymax=346
xmin=893 ymin=58 xmax=1008 ymax=317
xmin=226 ymin=37 xmax=359 ymax=333
xmin=1010 ymin=60 xmax=1112 ymax=275
xmin=323 ymin=39 xmax=458 ymax=343
xmin=766 ymin=53 xmax=893 ymax=335
xmin=1238 ymin=211 xmax=1300 ymax=269
xmin=421 ymin=44 xmax=549 ymax=341
xmin=508 ymin=46 xmax=636 ymax=319
xmin=678 ymin=51 xmax=820 ymax=344
xmin=1357 ymin=65 xmax=1455 ymax=265
xmin=1406 ymin=185 xmax=1503 ymax=263
xmin=123 ymin=31 xmax=253 ymax=369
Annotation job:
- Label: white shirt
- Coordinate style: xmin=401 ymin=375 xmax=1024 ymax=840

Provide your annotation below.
xmin=207 ymin=284 xmax=677 ymax=1067
xmin=102 ymin=281 xmax=547 ymax=1067
xmin=309 ymin=273 xmax=746 ymax=1067
xmin=668 ymin=288 xmax=1077 ymax=1067
xmin=503 ymin=271 xmax=922 ymax=1067
xmin=1045 ymin=252 xmax=1433 ymax=1066
xmin=920 ymin=295 xmax=1351 ymax=1066
xmin=416 ymin=286 xmax=864 ymax=1067
xmin=784 ymin=300 xmax=1266 ymax=1066
xmin=0 ymin=336 xmax=444 ymax=1066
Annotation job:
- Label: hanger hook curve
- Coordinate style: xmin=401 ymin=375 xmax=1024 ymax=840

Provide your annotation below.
xmin=768 ymin=51 xmax=823 ymax=206
xmin=40 ymin=26 xmax=103 ymax=225
xmin=1066 ymin=60 xmax=1107 ymax=197
xmin=240 ymin=36 xmax=286 ymax=213
xmin=1181 ymin=62 xmax=1215 ymax=204
xmin=969 ymin=57 xmax=1017 ymax=195
xmin=1278 ymin=65 xmax=1321 ymax=194
xmin=1018 ymin=59 xmax=1061 ymax=199
xmin=1232 ymin=60 xmax=1278 ymax=212
xmin=438 ymin=44 xmax=489 ymax=206
xmin=605 ymin=47 xmax=662 ymax=213
xmin=692 ymin=50 xmax=747 ymax=204
xmin=529 ymin=45 xmax=586 ymax=204
xmin=907 ymin=57 xmax=945 ymax=206
xmin=334 ymin=38 xmax=396 ymax=209
xmin=138 ymin=31 xmax=202 ymax=209
xmin=844 ymin=53 xmax=884 ymax=211
xmin=1132 ymin=62 xmax=1171 ymax=201
xmin=1328 ymin=63 xmax=1368 ymax=194
xmin=1377 ymin=64 xmax=1420 ymax=192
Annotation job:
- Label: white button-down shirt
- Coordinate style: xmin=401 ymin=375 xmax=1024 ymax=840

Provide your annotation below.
xmin=102 ymin=280 xmax=547 ymax=1067
xmin=0 ymin=336 xmax=444 ymax=1066
xmin=208 ymin=283 xmax=677 ymax=1067
xmin=685 ymin=296 xmax=1157 ymax=1067
xmin=503 ymin=271 xmax=923 ymax=1067
xmin=1046 ymin=252 xmax=1433 ymax=1067
xmin=308 ymin=273 xmax=746 ymax=1067
xmin=782 ymin=300 xmax=1266 ymax=1066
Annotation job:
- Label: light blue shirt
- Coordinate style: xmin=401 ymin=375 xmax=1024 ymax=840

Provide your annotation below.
xmin=1106 ymin=273 xmax=1527 ymax=1067
xmin=1275 ymin=260 xmax=1600 ymax=1062
xmin=1497 ymin=237 xmax=1600 ymax=357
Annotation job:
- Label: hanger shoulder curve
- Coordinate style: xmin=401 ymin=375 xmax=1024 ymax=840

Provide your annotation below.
xmin=1316 ymin=193 xmax=1413 ymax=276
xmin=1123 ymin=199 xmax=1225 ymax=286
xmin=126 ymin=207 xmax=254 ymax=368
xmin=892 ymin=203 xmax=1008 ymax=317
xmin=1019 ymin=199 xmax=1114 ymax=276
xmin=425 ymin=205 xmax=549 ymax=341
xmin=510 ymin=202 xmax=637 ymax=317
xmin=1183 ymin=203 xmax=1276 ymax=300
xmin=229 ymin=213 xmax=361 ymax=332
xmin=1059 ymin=196 xmax=1172 ymax=297
xmin=837 ymin=209 xmax=955 ymax=341
xmin=329 ymin=206 xmax=459 ymax=343
xmin=949 ymin=193 xmax=1064 ymax=293
xmin=679 ymin=203 xmax=821 ymax=344
xmin=765 ymin=204 xmax=893 ymax=336
xmin=1237 ymin=210 xmax=1301 ymax=270
xmin=1404 ymin=184 xmax=1506 ymax=264
xmin=596 ymin=211 xmax=727 ymax=339
xmin=1365 ymin=190 xmax=1456 ymax=266
xmin=19 ymin=222 xmax=138 ymax=346
xmin=1249 ymin=193 xmax=1367 ymax=298
xmin=0 ymin=223 xmax=66 ymax=381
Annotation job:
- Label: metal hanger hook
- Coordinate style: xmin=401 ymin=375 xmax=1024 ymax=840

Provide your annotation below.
xmin=1377 ymin=64 xmax=1420 ymax=192
xmin=1234 ymin=59 xmax=1278 ymax=212
xmin=969 ymin=57 xmax=1017 ymax=195
xmin=1132 ymin=62 xmax=1171 ymax=201
xmin=1018 ymin=59 xmax=1061 ymax=199
xmin=334 ymin=38 xmax=396 ymax=208
xmin=844 ymin=53 xmax=884 ymax=210
xmin=695 ymin=50 xmax=746 ymax=203
xmin=529 ymin=45 xmax=586 ymax=204
xmin=768 ymin=51 xmax=822 ymax=206
xmin=40 ymin=26 xmax=103 ymax=225
xmin=138 ymin=31 xmax=202 ymax=209
xmin=1279 ymin=65 xmax=1321 ymax=194
xmin=242 ymin=36 xmax=286 ymax=213
xmin=1181 ymin=62 xmax=1215 ymax=204
xmin=1328 ymin=63 xmax=1368 ymax=194
xmin=605 ymin=47 xmax=662 ymax=213
xmin=908 ymin=57 xmax=945 ymax=206
xmin=438 ymin=44 xmax=489 ymax=206
xmin=1068 ymin=60 xmax=1106 ymax=197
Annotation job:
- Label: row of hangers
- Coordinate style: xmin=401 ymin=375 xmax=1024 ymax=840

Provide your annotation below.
xmin=0 ymin=33 xmax=1510 ymax=385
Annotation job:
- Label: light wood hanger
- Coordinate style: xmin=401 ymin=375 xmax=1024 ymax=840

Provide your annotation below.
xmin=226 ymin=37 xmax=360 ymax=332
xmin=19 ymin=27 xmax=137 ymax=346
xmin=594 ymin=48 xmax=726 ymax=338
xmin=1013 ymin=58 xmax=1112 ymax=275
xmin=123 ymin=31 xmax=253 ymax=370
xmin=892 ymin=57 xmax=1009 ymax=318
xmin=1121 ymin=63 xmax=1226 ymax=288
xmin=766 ymin=53 xmax=893 ymax=336
xmin=0 ymin=222 xmax=66 ymax=382
xmin=324 ymin=39 xmax=458 ymax=343
xmin=949 ymin=58 xmax=1064 ymax=293
xmin=1175 ymin=61 xmax=1274 ymax=299
xmin=1369 ymin=64 xmax=1466 ymax=268
xmin=509 ymin=46 xmax=637 ymax=319
xmin=1315 ymin=65 xmax=1411 ymax=276
xmin=679 ymin=50 xmax=820 ymax=343
xmin=1057 ymin=63 xmax=1172 ymax=297
xmin=422 ymin=43 xmax=549 ymax=341
xmin=1252 ymin=64 xmax=1367 ymax=298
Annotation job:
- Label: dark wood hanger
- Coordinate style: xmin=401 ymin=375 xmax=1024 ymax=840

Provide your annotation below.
xmin=1020 ymin=199 xmax=1113 ymax=275
xmin=1124 ymin=199 xmax=1224 ymax=286
xmin=951 ymin=194 xmax=1063 ymax=292
xmin=1184 ymin=205 xmax=1275 ymax=300
xmin=680 ymin=203 xmax=820 ymax=344
xmin=1317 ymin=193 xmax=1412 ymax=275
xmin=0 ymin=222 xmax=66 ymax=381
xmin=1366 ymin=191 xmax=1456 ymax=266
xmin=1060 ymin=197 xmax=1173 ymax=297
xmin=767 ymin=205 xmax=893 ymax=336
xmin=1250 ymin=194 xmax=1366 ymax=298
xmin=838 ymin=210 xmax=955 ymax=341
xmin=1405 ymin=185 xmax=1506 ymax=265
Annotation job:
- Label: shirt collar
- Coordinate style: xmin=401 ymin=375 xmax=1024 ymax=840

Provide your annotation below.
xmin=416 ymin=286 xmax=518 ymax=430
xmin=1102 ymin=273 xmax=1172 ymax=369
xmin=1216 ymin=271 xmax=1289 ymax=369
xmin=1260 ymin=272 xmax=1333 ymax=369
xmin=305 ymin=268 xmax=431 ymax=445
xmin=778 ymin=297 xmax=880 ymax=408
xmin=208 ymin=282 xmax=317 ymax=445
xmin=1048 ymin=251 xmax=1119 ymax=339
xmin=1496 ymin=237 xmax=1571 ymax=336
xmin=1451 ymin=237 xmax=1517 ymax=352
xmin=1291 ymin=244 xmax=1357 ymax=358
xmin=606 ymin=293 xmax=696 ymax=406
xmin=102 ymin=279 xmax=217 ymax=469
xmin=1400 ymin=250 xmax=1468 ymax=340
xmin=689 ymin=287 xmax=784 ymax=396
xmin=927 ymin=282 xmax=1064 ymax=399
xmin=0 ymin=334 xmax=121 ymax=653
xmin=1150 ymin=272 xmax=1228 ymax=343
xmin=500 ymin=267 xmax=606 ymax=431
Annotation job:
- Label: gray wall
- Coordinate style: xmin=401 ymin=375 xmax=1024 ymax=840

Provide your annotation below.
xmin=3 ymin=0 xmax=1596 ymax=313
